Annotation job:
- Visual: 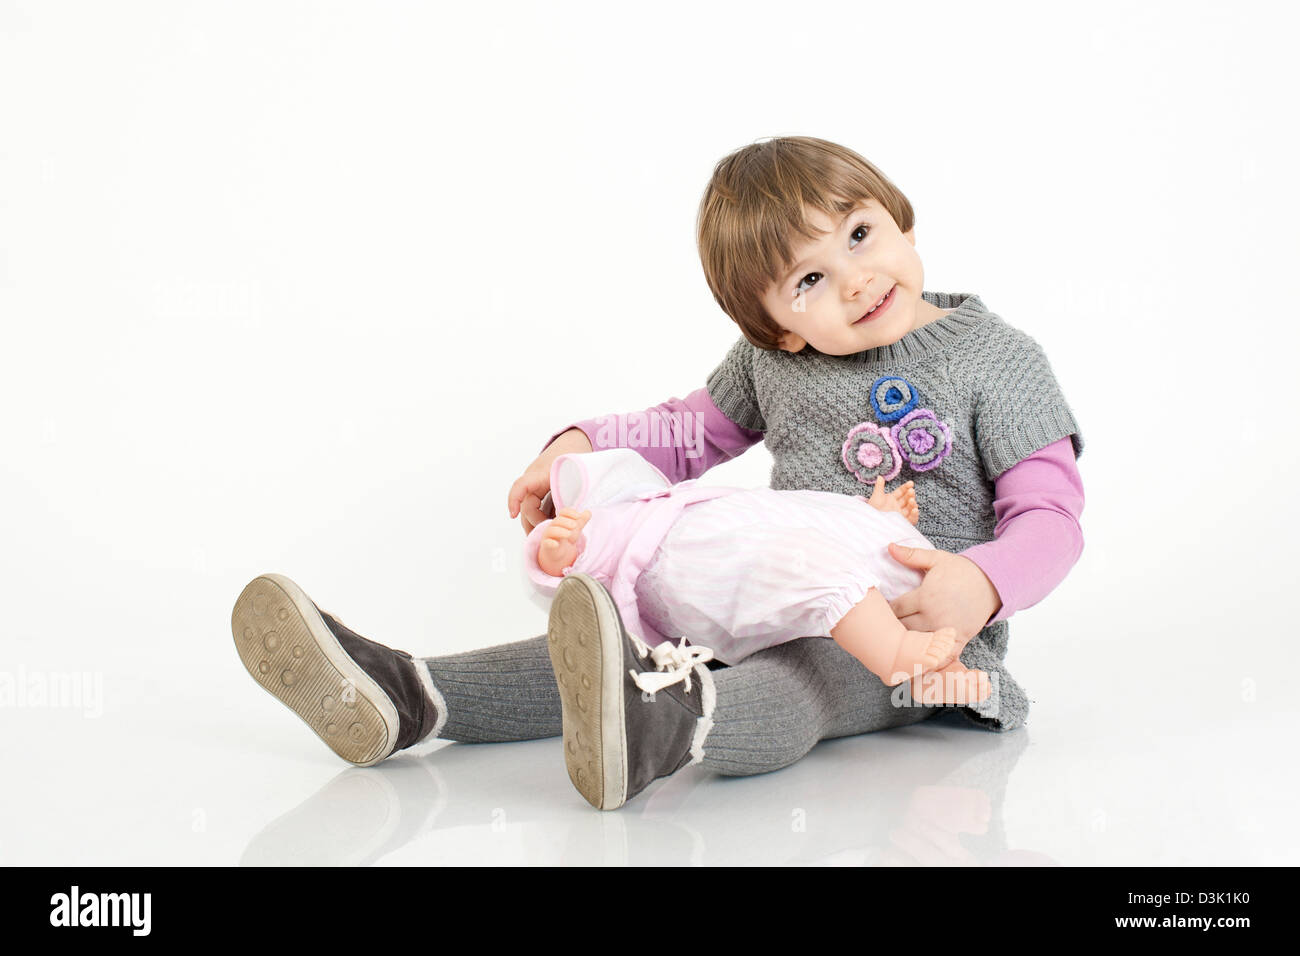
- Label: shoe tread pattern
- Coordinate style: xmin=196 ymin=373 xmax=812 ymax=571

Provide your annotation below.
xmin=232 ymin=576 xmax=391 ymax=766
xmin=547 ymin=581 xmax=620 ymax=809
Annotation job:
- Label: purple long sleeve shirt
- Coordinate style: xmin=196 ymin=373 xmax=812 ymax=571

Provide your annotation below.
xmin=541 ymin=386 xmax=1084 ymax=625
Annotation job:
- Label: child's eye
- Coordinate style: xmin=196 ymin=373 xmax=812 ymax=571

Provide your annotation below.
xmin=795 ymin=272 xmax=823 ymax=294
xmin=793 ymin=223 xmax=871 ymax=294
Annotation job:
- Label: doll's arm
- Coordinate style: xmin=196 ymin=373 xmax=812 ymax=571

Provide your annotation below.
xmin=536 ymin=507 xmax=592 ymax=577
xmin=538 ymin=387 xmax=764 ymax=485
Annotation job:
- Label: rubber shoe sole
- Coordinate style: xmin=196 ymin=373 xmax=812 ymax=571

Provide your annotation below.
xmin=546 ymin=574 xmax=628 ymax=810
xmin=231 ymin=573 xmax=400 ymax=767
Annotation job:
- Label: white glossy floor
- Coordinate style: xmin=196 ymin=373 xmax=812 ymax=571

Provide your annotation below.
xmin=3 ymin=575 xmax=1295 ymax=866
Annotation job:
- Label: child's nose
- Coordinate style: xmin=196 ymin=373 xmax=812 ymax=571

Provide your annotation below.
xmin=844 ymin=269 xmax=873 ymax=298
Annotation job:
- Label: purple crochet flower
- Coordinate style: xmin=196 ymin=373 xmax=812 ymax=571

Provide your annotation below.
xmin=841 ymin=421 xmax=902 ymax=484
xmin=890 ymin=408 xmax=952 ymax=472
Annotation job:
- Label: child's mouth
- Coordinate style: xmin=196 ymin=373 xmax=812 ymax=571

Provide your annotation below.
xmin=854 ymin=285 xmax=896 ymax=324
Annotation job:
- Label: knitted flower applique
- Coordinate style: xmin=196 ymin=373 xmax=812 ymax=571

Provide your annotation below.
xmin=841 ymin=421 xmax=903 ymax=484
xmin=842 ymin=374 xmax=954 ymax=481
xmin=890 ymin=408 xmax=952 ymax=472
xmin=869 ymin=375 xmax=919 ymax=423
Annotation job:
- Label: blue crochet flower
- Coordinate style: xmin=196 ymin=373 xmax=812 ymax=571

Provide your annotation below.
xmin=869 ymin=375 xmax=919 ymax=423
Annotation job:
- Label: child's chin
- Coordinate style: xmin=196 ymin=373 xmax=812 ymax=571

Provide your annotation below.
xmin=862 ymin=316 xmax=911 ymax=347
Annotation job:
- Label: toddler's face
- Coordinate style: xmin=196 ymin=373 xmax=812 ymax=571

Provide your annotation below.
xmin=760 ymin=199 xmax=939 ymax=355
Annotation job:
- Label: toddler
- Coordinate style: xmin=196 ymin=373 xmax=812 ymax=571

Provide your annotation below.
xmin=233 ymin=135 xmax=1083 ymax=812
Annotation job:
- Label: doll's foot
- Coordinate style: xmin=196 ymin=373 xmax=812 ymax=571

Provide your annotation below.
xmin=889 ymin=625 xmax=958 ymax=683
xmin=910 ymin=660 xmax=992 ymax=706
xmin=865 ymin=477 xmax=919 ymax=526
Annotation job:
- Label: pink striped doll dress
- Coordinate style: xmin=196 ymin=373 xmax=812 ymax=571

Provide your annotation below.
xmin=523 ymin=449 xmax=931 ymax=665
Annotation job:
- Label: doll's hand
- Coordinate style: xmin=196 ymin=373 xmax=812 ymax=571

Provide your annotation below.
xmin=886 ymin=544 xmax=1002 ymax=645
xmin=537 ymin=508 xmax=592 ymax=577
xmin=864 ymin=476 xmax=919 ymax=526
xmin=507 ymin=428 xmax=594 ymax=534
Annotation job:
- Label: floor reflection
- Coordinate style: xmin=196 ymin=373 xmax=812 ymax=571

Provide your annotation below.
xmin=241 ymin=711 xmax=1053 ymax=866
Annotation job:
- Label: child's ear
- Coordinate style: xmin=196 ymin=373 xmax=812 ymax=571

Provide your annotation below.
xmin=776 ymin=330 xmax=807 ymax=353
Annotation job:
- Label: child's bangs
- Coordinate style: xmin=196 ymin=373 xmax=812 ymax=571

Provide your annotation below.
xmin=751 ymin=152 xmax=885 ymax=285
xmin=759 ymin=189 xmax=875 ymax=291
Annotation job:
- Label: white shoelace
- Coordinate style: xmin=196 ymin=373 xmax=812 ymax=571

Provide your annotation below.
xmin=629 ymin=638 xmax=715 ymax=695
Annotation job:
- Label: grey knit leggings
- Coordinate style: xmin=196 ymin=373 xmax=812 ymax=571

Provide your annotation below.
xmin=419 ymin=633 xmax=939 ymax=777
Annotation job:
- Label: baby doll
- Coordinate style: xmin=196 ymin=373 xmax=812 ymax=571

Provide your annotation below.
xmin=523 ymin=448 xmax=990 ymax=703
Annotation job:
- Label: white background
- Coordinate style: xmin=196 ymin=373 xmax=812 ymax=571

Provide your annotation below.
xmin=2 ymin=0 xmax=1298 ymax=865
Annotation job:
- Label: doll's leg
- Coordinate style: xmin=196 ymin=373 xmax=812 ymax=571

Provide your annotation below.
xmin=829 ymin=592 xmax=990 ymax=707
xmin=830 ymin=587 xmax=957 ymax=687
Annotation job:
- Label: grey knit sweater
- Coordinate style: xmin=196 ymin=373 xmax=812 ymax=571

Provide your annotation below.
xmin=705 ymin=290 xmax=1084 ymax=731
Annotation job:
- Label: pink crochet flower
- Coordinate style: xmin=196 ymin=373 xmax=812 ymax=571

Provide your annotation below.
xmin=841 ymin=421 xmax=903 ymax=483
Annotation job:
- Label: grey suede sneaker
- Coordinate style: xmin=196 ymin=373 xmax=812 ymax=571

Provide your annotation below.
xmin=232 ymin=573 xmax=444 ymax=767
xmin=546 ymin=572 xmax=717 ymax=810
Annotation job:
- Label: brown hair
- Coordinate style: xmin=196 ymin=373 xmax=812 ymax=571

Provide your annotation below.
xmin=696 ymin=136 xmax=915 ymax=350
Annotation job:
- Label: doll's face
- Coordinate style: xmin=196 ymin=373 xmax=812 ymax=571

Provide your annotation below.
xmin=759 ymin=199 xmax=945 ymax=356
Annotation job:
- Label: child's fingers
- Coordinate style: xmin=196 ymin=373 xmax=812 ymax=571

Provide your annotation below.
xmin=507 ymin=476 xmax=529 ymax=516
xmin=889 ymin=590 xmax=922 ymax=620
xmin=510 ymin=475 xmax=549 ymax=520
xmin=520 ymin=494 xmax=548 ymax=531
xmin=509 ymin=474 xmax=540 ymax=510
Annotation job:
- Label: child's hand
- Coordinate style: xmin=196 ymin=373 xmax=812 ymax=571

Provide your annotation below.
xmin=886 ymin=544 xmax=1002 ymax=644
xmin=507 ymin=428 xmax=594 ymax=534
xmin=537 ymin=508 xmax=592 ymax=577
